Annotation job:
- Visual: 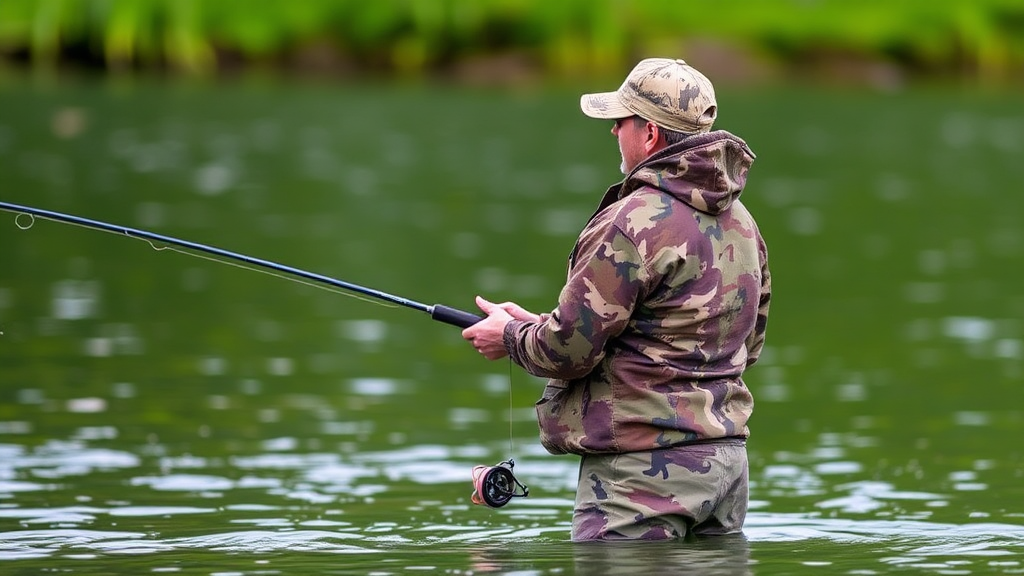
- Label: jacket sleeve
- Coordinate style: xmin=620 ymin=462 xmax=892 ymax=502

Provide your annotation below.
xmin=504 ymin=219 xmax=647 ymax=379
xmin=744 ymin=236 xmax=771 ymax=367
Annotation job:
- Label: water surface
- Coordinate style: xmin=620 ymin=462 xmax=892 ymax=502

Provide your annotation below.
xmin=1 ymin=76 xmax=1023 ymax=574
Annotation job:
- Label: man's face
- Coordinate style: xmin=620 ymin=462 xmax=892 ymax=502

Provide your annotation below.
xmin=612 ymin=116 xmax=648 ymax=174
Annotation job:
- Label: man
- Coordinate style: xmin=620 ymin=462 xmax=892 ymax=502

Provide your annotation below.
xmin=462 ymin=58 xmax=771 ymax=541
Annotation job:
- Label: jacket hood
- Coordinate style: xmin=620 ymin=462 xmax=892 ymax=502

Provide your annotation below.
xmin=619 ymin=130 xmax=755 ymax=215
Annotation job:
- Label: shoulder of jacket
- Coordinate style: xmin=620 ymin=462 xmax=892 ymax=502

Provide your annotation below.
xmin=598 ymin=187 xmax=690 ymax=231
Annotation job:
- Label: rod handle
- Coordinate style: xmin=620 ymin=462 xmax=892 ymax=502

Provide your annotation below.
xmin=431 ymin=304 xmax=483 ymax=328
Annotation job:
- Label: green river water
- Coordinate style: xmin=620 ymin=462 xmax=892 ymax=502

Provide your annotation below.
xmin=1 ymin=75 xmax=1022 ymax=574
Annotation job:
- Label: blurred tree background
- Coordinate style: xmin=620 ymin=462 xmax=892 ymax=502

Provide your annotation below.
xmin=1 ymin=0 xmax=1022 ymax=86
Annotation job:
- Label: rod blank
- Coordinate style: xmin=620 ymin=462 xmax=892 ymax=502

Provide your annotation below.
xmin=0 ymin=201 xmax=482 ymax=328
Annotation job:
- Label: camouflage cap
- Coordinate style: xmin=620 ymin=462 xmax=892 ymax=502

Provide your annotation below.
xmin=580 ymin=58 xmax=718 ymax=134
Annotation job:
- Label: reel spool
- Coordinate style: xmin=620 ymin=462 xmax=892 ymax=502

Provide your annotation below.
xmin=470 ymin=459 xmax=529 ymax=508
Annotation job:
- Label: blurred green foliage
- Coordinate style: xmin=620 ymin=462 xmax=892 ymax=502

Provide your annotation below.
xmin=0 ymin=0 xmax=1022 ymax=82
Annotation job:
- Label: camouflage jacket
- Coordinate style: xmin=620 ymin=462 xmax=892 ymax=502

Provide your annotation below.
xmin=503 ymin=130 xmax=770 ymax=455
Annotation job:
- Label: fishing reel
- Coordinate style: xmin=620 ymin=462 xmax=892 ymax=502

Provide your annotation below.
xmin=470 ymin=459 xmax=529 ymax=508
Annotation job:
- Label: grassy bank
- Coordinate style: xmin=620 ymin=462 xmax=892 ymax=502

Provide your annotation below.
xmin=1 ymin=0 xmax=1022 ymax=84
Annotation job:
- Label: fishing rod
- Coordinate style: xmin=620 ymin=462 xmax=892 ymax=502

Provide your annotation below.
xmin=2 ymin=200 xmax=534 ymax=507
xmin=0 ymin=201 xmax=483 ymax=329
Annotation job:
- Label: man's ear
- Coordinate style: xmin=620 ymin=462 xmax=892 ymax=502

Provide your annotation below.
xmin=644 ymin=122 xmax=661 ymax=153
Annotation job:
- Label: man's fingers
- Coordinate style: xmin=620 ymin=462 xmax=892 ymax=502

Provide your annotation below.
xmin=497 ymin=302 xmax=538 ymax=322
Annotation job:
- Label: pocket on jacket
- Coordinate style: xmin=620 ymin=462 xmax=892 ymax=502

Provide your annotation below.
xmin=537 ymin=379 xmax=569 ymax=403
xmin=535 ymin=380 xmax=574 ymax=454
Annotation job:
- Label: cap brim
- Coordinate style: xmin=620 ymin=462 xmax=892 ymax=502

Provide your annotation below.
xmin=580 ymin=91 xmax=632 ymax=119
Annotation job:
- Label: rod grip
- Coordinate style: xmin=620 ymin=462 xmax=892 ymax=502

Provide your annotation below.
xmin=431 ymin=304 xmax=483 ymax=328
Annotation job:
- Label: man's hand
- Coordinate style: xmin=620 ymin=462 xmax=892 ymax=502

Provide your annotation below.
xmin=462 ymin=295 xmax=536 ymax=360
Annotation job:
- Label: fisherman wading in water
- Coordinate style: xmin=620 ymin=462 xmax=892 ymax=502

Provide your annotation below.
xmin=463 ymin=57 xmax=771 ymax=541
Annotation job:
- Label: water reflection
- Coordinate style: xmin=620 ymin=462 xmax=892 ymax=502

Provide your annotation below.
xmin=51 ymin=279 xmax=100 ymax=320
xmin=746 ymin=515 xmax=1024 ymax=572
xmin=570 ymin=536 xmax=752 ymax=576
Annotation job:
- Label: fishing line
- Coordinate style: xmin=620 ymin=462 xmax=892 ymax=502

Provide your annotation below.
xmin=468 ymin=357 xmax=529 ymax=508
xmin=138 ymin=237 xmax=395 ymax=309
xmin=507 ymin=358 xmax=515 ymax=456
xmin=160 ymin=242 xmax=396 ymax=308
xmin=16 ymin=207 xmax=393 ymax=307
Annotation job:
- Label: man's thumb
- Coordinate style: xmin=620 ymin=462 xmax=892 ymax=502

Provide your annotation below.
xmin=475 ymin=295 xmax=496 ymax=313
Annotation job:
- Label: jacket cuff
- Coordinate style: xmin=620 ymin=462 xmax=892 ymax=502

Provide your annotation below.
xmin=503 ymin=320 xmax=524 ymax=363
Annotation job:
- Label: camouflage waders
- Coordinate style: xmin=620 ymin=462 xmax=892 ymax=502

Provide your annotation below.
xmin=572 ymin=439 xmax=748 ymax=541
